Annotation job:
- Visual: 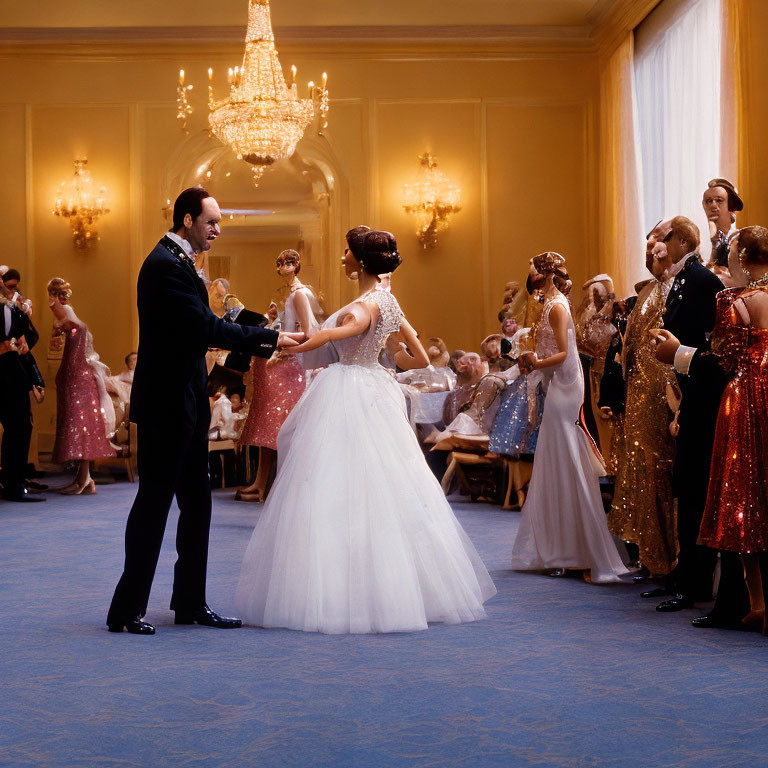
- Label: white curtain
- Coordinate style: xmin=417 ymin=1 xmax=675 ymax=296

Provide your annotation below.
xmin=598 ymin=35 xmax=647 ymax=296
xmin=634 ymin=0 xmax=723 ymax=248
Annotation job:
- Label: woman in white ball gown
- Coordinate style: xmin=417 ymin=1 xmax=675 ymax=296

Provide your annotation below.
xmin=512 ymin=252 xmax=629 ymax=583
xmin=235 ymin=228 xmax=496 ymax=633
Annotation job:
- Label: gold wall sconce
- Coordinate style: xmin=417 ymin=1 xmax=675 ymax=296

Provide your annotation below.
xmin=403 ymin=153 xmax=462 ymax=249
xmin=53 ymin=159 xmax=109 ymax=249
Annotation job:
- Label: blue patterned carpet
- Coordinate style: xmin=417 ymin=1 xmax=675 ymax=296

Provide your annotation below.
xmin=1 ymin=479 xmax=767 ymax=767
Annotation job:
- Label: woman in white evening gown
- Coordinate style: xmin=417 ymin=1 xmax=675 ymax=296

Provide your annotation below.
xmin=512 ymin=252 xmax=629 ymax=583
xmin=235 ymin=229 xmax=496 ymax=633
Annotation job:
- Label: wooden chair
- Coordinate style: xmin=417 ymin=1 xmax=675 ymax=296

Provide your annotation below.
xmin=208 ymin=438 xmax=236 ymax=488
xmin=95 ymin=399 xmax=137 ymax=482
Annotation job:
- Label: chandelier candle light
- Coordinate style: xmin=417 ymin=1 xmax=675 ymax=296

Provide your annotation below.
xmin=403 ymin=153 xmax=462 ymax=249
xmin=53 ymin=159 xmax=109 ymax=249
xmin=176 ymin=0 xmax=329 ymax=185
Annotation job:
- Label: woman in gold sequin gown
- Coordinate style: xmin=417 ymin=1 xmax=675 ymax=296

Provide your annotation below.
xmin=609 ymin=280 xmax=678 ymax=576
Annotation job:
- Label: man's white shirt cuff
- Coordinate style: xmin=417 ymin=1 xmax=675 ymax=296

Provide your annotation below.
xmin=673 ymin=344 xmax=697 ymax=375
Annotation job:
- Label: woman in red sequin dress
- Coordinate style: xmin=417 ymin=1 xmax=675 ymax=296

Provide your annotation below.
xmin=48 ymin=278 xmax=115 ymax=495
xmin=698 ymin=227 xmax=768 ymax=630
xmin=236 ymin=250 xmax=320 ymax=502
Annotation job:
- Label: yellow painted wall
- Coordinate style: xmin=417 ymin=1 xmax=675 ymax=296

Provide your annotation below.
xmin=738 ymin=0 xmax=768 ymax=228
xmin=0 ymin=41 xmax=600 ymax=444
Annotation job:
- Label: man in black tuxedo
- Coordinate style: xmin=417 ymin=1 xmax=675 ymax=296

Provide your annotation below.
xmin=0 ymin=272 xmax=43 ymax=503
xmin=654 ymin=223 xmax=751 ymax=628
xmin=644 ymin=217 xmax=733 ymax=614
xmin=107 ymin=187 xmax=301 ymax=635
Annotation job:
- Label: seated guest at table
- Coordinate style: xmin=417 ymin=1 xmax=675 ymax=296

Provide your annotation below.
xmin=442 ymin=352 xmax=485 ymax=425
xmin=481 ymin=334 xmax=512 ymax=373
xmin=106 ymin=351 xmax=137 ymax=405
xmin=427 ymin=337 xmax=450 ymax=368
xmin=448 ymin=348 xmax=466 ymax=374
xmin=209 ymin=389 xmax=246 ymax=440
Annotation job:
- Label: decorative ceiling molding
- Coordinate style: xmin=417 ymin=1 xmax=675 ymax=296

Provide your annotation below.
xmin=0 ymin=2 xmax=663 ymax=58
xmin=593 ymin=0 xmax=662 ymax=53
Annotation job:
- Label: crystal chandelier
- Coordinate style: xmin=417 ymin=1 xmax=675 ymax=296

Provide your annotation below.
xmin=177 ymin=0 xmax=329 ymax=186
xmin=52 ymin=159 xmax=109 ymax=249
xmin=403 ymin=154 xmax=462 ymax=249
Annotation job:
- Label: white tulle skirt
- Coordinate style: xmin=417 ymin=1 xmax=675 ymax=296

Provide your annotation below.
xmin=235 ymin=362 xmax=497 ymax=634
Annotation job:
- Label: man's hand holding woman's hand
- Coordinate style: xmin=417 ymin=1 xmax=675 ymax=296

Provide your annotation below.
xmin=277 ymin=331 xmax=306 ymax=350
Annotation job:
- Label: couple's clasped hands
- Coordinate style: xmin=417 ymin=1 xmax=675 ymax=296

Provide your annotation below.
xmin=276 ymin=331 xmax=306 ymax=351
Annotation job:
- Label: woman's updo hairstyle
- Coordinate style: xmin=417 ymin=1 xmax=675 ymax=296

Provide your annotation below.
xmin=276 ymin=248 xmax=301 ymax=275
xmin=737 ymin=226 xmax=768 ymax=267
xmin=532 ymin=251 xmax=570 ymax=293
xmin=47 ymin=277 xmax=72 ymax=299
xmin=348 ymin=229 xmax=402 ymax=275
xmin=345 ymin=225 xmax=372 ymax=255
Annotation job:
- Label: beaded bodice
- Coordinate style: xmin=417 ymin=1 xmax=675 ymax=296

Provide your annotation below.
xmin=336 ymin=289 xmax=402 ymax=368
xmin=535 ymin=294 xmax=570 ymax=358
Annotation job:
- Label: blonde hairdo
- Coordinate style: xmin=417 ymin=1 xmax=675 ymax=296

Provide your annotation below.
xmin=47 ymin=277 xmax=72 ymax=299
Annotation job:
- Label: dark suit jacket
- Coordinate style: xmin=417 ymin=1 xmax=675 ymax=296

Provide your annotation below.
xmin=662 ymin=256 xmax=724 ymax=430
xmin=0 ymin=303 xmax=39 ymax=396
xmin=130 ymin=236 xmax=279 ymax=426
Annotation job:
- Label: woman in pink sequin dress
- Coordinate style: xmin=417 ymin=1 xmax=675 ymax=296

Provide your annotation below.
xmin=48 ymin=278 xmax=115 ymax=495
xmin=236 ymin=250 xmax=320 ymax=502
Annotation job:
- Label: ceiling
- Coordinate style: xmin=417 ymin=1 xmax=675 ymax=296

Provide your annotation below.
xmin=0 ymin=0 xmax=625 ymax=34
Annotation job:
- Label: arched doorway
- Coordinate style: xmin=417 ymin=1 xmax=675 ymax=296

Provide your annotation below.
xmin=160 ymin=129 xmax=350 ymax=316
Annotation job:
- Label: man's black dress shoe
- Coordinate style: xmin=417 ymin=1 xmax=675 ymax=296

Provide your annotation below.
xmin=656 ymin=593 xmax=694 ymax=612
xmin=2 ymin=488 xmax=46 ymax=503
xmin=175 ymin=604 xmax=242 ymax=628
xmin=107 ymin=617 xmax=156 ymax=635
xmin=25 ymin=480 xmax=48 ymax=492
xmin=640 ymin=587 xmax=667 ymax=599
xmin=691 ymin=614 xmax=747 ymax=631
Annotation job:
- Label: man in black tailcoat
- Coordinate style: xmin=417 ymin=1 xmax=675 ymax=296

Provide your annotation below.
xmin=645 ymin=216 xmax=744 ymax=618
xmin=107 ymin=187 xmax=302 ymax=635
xmin=0 ymin=272 xmax=43 ymax=503
xmin=654 ymin=216 xmax=751 ymax=629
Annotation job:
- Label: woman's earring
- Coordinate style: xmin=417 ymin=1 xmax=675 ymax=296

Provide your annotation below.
xmin=347 ymin=271 xmax=359 ymax=281
xmin=739 ymin=247 xmax=753 ymax=284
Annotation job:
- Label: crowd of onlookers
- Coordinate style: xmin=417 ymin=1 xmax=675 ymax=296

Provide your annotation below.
xmin=4 ymin=175 xmax=768 ymax=638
